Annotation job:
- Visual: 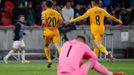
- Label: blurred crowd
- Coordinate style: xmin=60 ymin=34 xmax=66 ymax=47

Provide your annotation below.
xmin=0 ymin=0 xmax=134 ymax=26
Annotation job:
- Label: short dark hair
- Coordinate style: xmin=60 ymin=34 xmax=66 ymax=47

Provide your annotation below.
xmin=65 ymin=0 xmax=72 ymax=5
xmin=92 ymin=0 xmax=100 ymax=4
xmin=18 ymin=15 xmax=25 ymax=19
xmin=76 ymin=35 xmax=86 ymax=43
xmin=45 ymin=0 xmax=53 ymax=8
xmin=66 ymin=0 xmax=72 ymax=3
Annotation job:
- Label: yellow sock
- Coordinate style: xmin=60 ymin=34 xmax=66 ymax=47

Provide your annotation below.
xmin=97 ymin=44 xmax=108 ymax=55
xmin=57 ymin=48 xmax=61 ymax=54
xmin=44 ymin=48 xmax=51 ymax=62
xmin=94 ymin=48 xmax=99 ymax=56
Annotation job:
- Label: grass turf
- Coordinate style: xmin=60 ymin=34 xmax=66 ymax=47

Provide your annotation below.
xmin=0 ymin=61 xmax=133 ymax=75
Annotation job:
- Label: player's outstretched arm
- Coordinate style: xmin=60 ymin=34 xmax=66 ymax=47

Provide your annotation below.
xmin=118 ymin=19 xmax=123 ymax=25
xmin=84 ymin=45 xmax=112 ymax=75
xmin=104 ymin=10 xmax=123 ymax=25
xmin=65 ymin=10 xmax=91 ymax=25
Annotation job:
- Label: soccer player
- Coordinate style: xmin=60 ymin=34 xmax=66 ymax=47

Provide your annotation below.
xmin=66 ymin=0 xmax=123 ymax=59
xmin=41 ymin=0 xmax=63 ymax=68
xmin=58 ymin=35 xmax=113 ymax=75
xmin=3 ymin=15 xmax=29 ymax=64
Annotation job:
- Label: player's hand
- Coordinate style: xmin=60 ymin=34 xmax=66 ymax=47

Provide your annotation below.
xmin=118 ymin=20 xmax=123 ymax=25
xmin=64 ymin=21 xmax=72 ymax=25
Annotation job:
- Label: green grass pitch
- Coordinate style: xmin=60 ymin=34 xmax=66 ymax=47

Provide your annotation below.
xmin=0 ymin=61 xmax=133 ymax=75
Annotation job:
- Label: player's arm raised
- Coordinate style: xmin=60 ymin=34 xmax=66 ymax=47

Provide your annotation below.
xmin=104 ymin=9 xmax=123 ymax=25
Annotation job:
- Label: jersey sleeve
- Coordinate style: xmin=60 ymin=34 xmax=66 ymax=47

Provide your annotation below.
xmin=41 ymin=11 xmax=46 ymax=25
xmin=57 ymin=12 xmax=63 ymax=27
xmin=58 ymin=13 xmax=63 ymax=20
xmin=70 ymin=9 xmax=91 ymax=22
xmin=84 ymin=45 xmax=97 ymax=60
xmin=83 ymin=45 xmax=98 ymax=66
xmin=103 ymin=9 xmax=120 ymax=23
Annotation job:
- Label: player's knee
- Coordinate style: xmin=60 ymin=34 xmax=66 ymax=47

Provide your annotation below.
xmin=94 ymin=41 xmax=101 ymax=48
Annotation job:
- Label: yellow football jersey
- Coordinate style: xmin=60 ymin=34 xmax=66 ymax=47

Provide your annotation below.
xmin=41 ymin=8 xmax=62 ymax=30
xmin=70 ymin=6 xmax=120 ymax=27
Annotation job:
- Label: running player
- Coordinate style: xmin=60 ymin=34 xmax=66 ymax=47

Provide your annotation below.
xmin=3 ymin=15 xmax=29 ymax=64
xmin=58 ymin=35 xmax=113 ymax=75
xmin=41 ymin=0 xmax=63 ymax=68
xmin=66 ymin=0 xmax=123 ymax=59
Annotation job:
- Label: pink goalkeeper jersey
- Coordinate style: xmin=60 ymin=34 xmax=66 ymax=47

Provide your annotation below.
xmin=58 ymin=40 xmax=97 ymax=72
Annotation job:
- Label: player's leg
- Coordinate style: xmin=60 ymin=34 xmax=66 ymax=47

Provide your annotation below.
xmin=21 ymin=47 xmax=30 ymax=63
xmin=94 ymin=39 xmax=108 ymax=55
xmin=94 ymin=62 xmax=113 ymax=75
xmin=94 ymin=38 xmax=113 ymax=60
xmin=3 ymin=41 xmax=19 ymax=64
xmin=43 ymin=29 xmax=53 ymax=68
xmin=44 ymin=35 xmax=52 ymax=68
xmin=93 ymin=45 xmax=99 ymax=56
xmin=53 ymin=30 xmax=61 ymax=54
xmin=91 ymin=27 xmax=108 ymax=56
xmin=91 ymin=33 xmax=102 ymax=56
xmin=99 ymin=27 xmax=113 ymax=60
xmin=44 ymin=37 xmax=51 ymax=64
xmin=20 ymin=40 xmax=30 ymax=63
xmin=93 ymin=33 xmax=108 ymax=56
xmin=54 ymin=42 xmax=61 ymax=54
xmin=99 ymin=26 xmax=108 ymax=55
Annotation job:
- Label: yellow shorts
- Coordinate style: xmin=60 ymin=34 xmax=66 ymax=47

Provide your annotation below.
xmin=43 ymin=28 xmax=60 ymax=45
xmin=90 ymin=26 xmax=105 ymax=43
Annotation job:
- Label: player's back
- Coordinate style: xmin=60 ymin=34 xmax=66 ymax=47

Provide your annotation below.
xmin=89 ymin=7 xmax=106 ymax=27
xmin=42 ymin=8 xmax=62 ymax=30
xmin=59 ymin=40 xmax=89 ymax=71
